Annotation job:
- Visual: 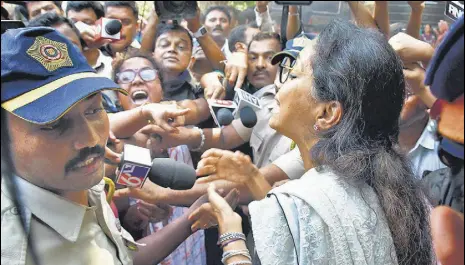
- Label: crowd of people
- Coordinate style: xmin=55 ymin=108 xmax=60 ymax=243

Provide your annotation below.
xmin=1 ymin=1 xmax=463 ymax=265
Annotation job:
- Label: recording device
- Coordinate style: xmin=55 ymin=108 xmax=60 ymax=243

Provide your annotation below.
xmin=154 ymin=1 xmax=198 ymax=23
xmin=233 ymin=89 xmax=261 ymax=128
xmin=74 ymin=18 xmax=122 ymax=41
xmin=208 ymin=99 xmax=236 ymax=127
xmin=445 ymin=1 xmax=464 ymax=21
xmin=208 ymin=98 xmax=259 ymax=128
xmin=1 ymin=20 xmax=25 ymax=34
xmin=116 ymin=144 xmax=197 ymax=190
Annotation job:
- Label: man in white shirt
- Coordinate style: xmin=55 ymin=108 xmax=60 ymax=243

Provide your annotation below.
xmin=202 ymin=5 xmax=233 ymax=59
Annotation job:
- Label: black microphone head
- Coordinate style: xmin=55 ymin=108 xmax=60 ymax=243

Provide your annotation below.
xmin=240 ymin=106 xmax=257 ymax=128
xmin=149 ymin=158 xmax=196 ymax=190
xmin=105 ymin=19 xmax=122 ymax=35
xmin=217 ymin=108 xmax=234 ymax=126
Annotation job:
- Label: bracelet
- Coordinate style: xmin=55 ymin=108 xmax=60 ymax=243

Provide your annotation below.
xmin=228 ymin=261 xmax=252 ymax=265
xmin=190 ymin=126 xmax=205 ymax=152
xmin=218 ymin=232 xmax=246 ymax=245
xmin=220 ymin=238 xmax=243 ymax=248
xmin=289 ymin=13 xmax=299 ymax=16
xmin=140 ymin=102 xmax=153 ymax=124
xmin=221 ymin=250 xmax=251 ymax=264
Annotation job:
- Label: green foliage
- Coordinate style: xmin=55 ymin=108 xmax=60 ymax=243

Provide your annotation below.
xmin=227 ymin=1 xmax=256 ymax=11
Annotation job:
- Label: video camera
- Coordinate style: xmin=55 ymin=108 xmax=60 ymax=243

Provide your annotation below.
xmin=154 ymin=1 xmax=198 ymax=23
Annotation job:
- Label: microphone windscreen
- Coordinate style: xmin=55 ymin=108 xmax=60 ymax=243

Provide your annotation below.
xmin=240 ymin=106 xmax=257 ymax=128
xmin=217 ymin=108 xmax=234 ymax=126
xmin=105 ymin=19 xmax=122 ymax=35
xmin=149 ymin=158 xmax=196 ymax=190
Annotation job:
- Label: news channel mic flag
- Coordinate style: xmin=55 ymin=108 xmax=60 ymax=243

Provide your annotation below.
xmin=1 ymin=26 xmax=126 ymax=133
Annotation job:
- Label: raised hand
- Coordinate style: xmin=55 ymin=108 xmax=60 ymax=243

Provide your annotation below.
xmin=389 ymin=32 xmax=434 ymax=66
xmin=224 ymin=51 xmax=248 ymax=90
xmin=188 ymin=184 xmax=243 ymax=234
xmin=201 ymin=72 xmax=226 ymax=99
xmin=141 ymin=103 xmax=190 ymax=132
xmin=196 ymin=149 xmax=260 ymax=185
xmin=113 ymin=179 xmax=165 ymax=205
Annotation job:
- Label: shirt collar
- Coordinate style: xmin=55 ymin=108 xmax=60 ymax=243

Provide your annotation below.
xmin=409 ymin=120 xmax=437 ymax=153
xmin=15 ymin=176 xmax=104 ymax=242
xmin=253 ymin=84 xmax=277 ymax=98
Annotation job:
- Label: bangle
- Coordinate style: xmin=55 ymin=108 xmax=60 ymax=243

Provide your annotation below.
xmin=221 ymin=238 xmax=242 ymax=248
xmin=228 ymin=261 xmax=252 ymax=265
xmin=218 ymin=232 xmax=246 ymax=245
xmin=191 ymin=126 xmax=205 ymax=152
xmin=289 ymin=13 xmax=299 ymax=16
xmin=221 ymin=250 xmax=251 ymax=264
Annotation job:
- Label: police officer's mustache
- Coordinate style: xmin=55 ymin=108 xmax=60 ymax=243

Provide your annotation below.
xmin=65 ymin=145 xmax=105 ymax=173
xmin=213 ymin=25 xmax=223 ymax=31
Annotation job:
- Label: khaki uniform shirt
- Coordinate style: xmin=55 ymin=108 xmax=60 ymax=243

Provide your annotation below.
xmin=1 ymin=177 xmax=143 ymax=265
xmin=231 ymin=84 xmax=293 ymax=168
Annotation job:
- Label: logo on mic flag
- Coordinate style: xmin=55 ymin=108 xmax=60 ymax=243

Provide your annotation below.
xmin=116 ymin=163 xmax=150 ymax=188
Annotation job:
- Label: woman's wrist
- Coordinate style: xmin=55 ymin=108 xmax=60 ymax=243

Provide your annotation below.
xmin=246 ymin=170 xmax=272 ymax=200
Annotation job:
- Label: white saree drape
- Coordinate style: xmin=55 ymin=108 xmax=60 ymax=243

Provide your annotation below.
xmin=249 ymin=168 xmax=399 ymax=265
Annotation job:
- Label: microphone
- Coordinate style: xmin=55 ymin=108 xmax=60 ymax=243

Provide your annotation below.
xmin=207 ymin=99 xmax=236 ymax=127
xmin=115 ymin=145 xmax=196 ymax=190
xmin=74 ymin=18 xmax=122 ymax=42
xmin=104 ymin=19 xmax=122 ymax=35
xmin=239 ymin=106 xmax=257 ymax=128
xmin=233 ymin=89 xmax=261 ymax=128
xmin=149 ymin=158 xmax=196 ymax=190
xmin=217 ymin=108 xmax=234 ymax=126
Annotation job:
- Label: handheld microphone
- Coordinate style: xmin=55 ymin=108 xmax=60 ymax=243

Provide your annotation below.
xmin=233 ymin=89 xmax=261 ymax=128
xmin=115 ymin=145 xmax=197 ymax=190
xmin=149 ymin=158 xmax=196 ymax=190
xmin=207 ymin=99 xmax=237 ymax=127
xmin=74 ymin=18 xmax=122 ymax=42
xmin=239 ymin=106 xmax=258 ymax=128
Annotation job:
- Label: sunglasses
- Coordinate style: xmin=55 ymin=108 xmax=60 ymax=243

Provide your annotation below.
xmin=116 ymin=68 xmax=158 ymax=84
xmin=279 ymin=57 xmax=297 ymax=84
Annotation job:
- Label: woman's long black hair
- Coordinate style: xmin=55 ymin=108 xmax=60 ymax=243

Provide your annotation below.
xmin=309 ymin=19 xmax=434 ymax=264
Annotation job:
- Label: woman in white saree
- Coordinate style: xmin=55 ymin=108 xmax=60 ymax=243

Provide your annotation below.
xmin=192 ymin=19 xmax=434 ymax=265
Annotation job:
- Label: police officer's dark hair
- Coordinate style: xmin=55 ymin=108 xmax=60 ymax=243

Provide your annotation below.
xmin=247 ymin=31 xmax=282 ymax=51
xmin=153 ymin=23 xmax=193 ymax=51
xmin=201 ymin=5 xmax=231 ymax=24
xmin=112 ymin=50 xmax=163 ymax=85
xmin=104 ymin=1 xmax=138 ymax=20
xmin=27 ymin=12 xmax=86 ymax=49
xmin=66 ymin=1 xmax=105 ymax=20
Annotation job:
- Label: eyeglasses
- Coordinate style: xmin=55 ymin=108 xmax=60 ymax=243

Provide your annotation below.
xmin=279 ymin=57 xmax=296 ymax=84
xmin=116 ymin=68 xmax=158 ymax=84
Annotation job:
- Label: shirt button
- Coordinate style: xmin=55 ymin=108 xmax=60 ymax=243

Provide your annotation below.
xmin=10 ymin=207 xmax=19 ymax=215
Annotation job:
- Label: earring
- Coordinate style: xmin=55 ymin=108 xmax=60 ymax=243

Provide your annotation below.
xmin=313 ymin=124 xmax=320 ymax=131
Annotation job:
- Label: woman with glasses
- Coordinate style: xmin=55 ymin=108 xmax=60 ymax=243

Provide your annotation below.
xmin=192 ymin=19 xmax=435 ymax=265
xmin=109 ymin=51 xmax=210 ymax=265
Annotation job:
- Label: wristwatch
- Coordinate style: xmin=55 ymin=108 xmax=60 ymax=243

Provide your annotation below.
xmin=193 ymin=26 xmax=208 ymax=38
